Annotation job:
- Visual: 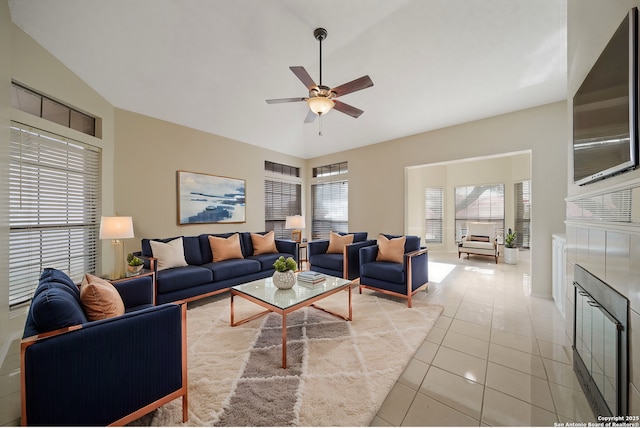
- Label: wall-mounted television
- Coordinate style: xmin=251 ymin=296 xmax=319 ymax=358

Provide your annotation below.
xmin=573 ymin=7 xmax=639 ymax=186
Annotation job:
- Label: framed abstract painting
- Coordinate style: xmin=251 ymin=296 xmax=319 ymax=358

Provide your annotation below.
xmin=177 ymin=170 xmax=246 ymax=224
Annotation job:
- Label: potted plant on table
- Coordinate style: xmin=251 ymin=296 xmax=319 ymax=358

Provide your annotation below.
xmin=127 ymin=253 xmax=144 ymax=275
xmin=504 ymin=228 xmax=518 ymax=265
xmin=272 ymin=256 xmax=297 ymax=289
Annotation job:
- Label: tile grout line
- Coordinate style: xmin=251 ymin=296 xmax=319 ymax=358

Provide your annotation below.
xmin=419 ymin=307 xmax=484 ymax=426
xmin=526 ymin=294 xmax=563 ymax=420
xmin=373 ymin=254 xmax=591 ymax=426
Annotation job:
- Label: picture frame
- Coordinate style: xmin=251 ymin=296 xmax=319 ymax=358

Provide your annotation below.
xmin=291 ymin=230 xmax=302 ymax=243
xmin=177 ymin=170 xmax=246 ymax=225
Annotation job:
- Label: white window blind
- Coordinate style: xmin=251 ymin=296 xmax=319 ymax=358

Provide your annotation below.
xmin=9 ymin=123 xmax=101 ymax=306
xmin=515 ymin=180 xmax=531 ymax=248
xmin=264 ymin=179 xmax=301 ymax=239
xmin=425 ymin=187 xmax=443 ymax=244
xmin=454 ymin=184 xmax=504 ymax=242
xmin=311 ymin=181 xmax=348 ymax=239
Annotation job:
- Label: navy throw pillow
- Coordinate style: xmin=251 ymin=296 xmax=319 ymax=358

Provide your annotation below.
xmin=30 ymin=284 xmax=88 ymax=334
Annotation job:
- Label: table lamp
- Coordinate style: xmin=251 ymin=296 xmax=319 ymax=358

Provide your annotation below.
xmin=285 ymin=215 xmax=305 ymax=243
xmin=99 ymin=216 xmax=134 ymax=280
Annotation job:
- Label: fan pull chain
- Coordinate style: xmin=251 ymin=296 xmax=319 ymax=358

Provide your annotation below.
xmin=318 ymin=114 xmax=323 ymax=136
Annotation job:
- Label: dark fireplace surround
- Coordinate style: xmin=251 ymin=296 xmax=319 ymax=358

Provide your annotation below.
xmin=573 ymin=265 xmax=629 ymax=417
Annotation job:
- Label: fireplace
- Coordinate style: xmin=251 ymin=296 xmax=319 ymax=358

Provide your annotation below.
xmin=573 ymin=265 xmax=629 ymax=416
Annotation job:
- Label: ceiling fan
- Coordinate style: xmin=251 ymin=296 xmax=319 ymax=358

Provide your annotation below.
xmin=266 ymin=28 xmax=374 ymax=123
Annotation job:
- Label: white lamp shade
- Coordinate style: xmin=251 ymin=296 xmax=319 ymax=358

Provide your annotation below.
xmin=307 ymin=97 xmax=335 ymax=115
xmin=285 ymin=215 xmax=305 ymax=229
xmin=99 ymin=216 xmax=134 ymax=240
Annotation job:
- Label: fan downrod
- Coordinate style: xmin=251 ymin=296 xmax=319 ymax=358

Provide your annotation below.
xmin=314 ymin=28 xmax=327 ymax=41
xmin=265 ymin=25 xmax=372 ymax=123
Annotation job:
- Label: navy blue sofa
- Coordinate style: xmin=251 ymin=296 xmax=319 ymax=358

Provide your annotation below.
xmin=359 ymin=235 xmax=429 ymax=307
xmin=308 ymin=232 xmax=376 ymax=280
xmin=21 ymin=268 xmax=188 ymax=426
xmin=139 ymin=232 xmax=298 ymax=304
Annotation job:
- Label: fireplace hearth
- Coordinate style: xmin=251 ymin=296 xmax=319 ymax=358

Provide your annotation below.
xmin=573 ymin=265 xmax=629 ymax=417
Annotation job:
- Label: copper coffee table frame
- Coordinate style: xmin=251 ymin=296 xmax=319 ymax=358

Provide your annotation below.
xmin=230 ymin=275 xmax=353 ymax=368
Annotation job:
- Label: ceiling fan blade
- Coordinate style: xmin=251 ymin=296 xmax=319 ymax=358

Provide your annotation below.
xmin=331 ymin=75 xmax=374 ymax=98
xmin=265 ymin=97 xmax=306 ymax=104
xmin=290 ymin=66 xmax=317 ymax=90
xmin=333 ymin=100 xmax=364 ymax=118
xmin=304 ymin=109 xmax=317 ymax=123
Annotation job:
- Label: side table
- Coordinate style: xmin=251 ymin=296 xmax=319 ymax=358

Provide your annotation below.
xmin=106 ymin=269 xmax=157 ymax=305
xmin=297 ymin=242 xmax=308 ymax=270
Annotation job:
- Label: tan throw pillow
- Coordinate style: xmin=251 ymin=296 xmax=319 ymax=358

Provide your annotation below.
xmin=376 ymin=234 xmax=406 ymax=264
xmin=150 ymin=237 xmax=188 ymax=271
xmin=209 ymin=233 xmax=244 ymax=262
xmin=469 ymin=235 xmax=490 ymax=242
xmin=80 ymin=273 xmax=125 ymax=321
xmin=327 ymin=231 xmax=354 ymax=254
xmin=252 ymin=231 xmax=278 ymax=255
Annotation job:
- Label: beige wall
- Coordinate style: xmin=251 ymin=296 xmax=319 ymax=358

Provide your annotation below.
xmin=0 ymin=1 xmax=14 ymax=424
xmin=0 ymin=2 xmax=569 ymax=422
xmin=0 ymin=19 xmax=116 ymax=424
xmin=116 ymin=101 xmax=564 ymax=301
xmin=114 ymin=108 xmax=306 ymax=256
xmin=406 ymin=164 xmax=447 ymax=243
xmin=406 ymin=152 xmax=531 ymax=253
xmin=311 ymin=102 xmax=567 ymax=298
xmin=10 ymin=23 xmax=117 ymax=275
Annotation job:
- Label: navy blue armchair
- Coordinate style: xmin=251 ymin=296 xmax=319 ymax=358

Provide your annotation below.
xmin=359 ymin=235 xmax=429 ymax=307
xmin=308 ymin=232 xmax=376 ymax=279
xmin=20 ymin=268 xmax=188 ymax=426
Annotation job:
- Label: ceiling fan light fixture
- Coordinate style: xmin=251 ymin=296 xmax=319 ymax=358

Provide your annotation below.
xmin=265 ymin=27 xmax=372 ymax=122
xmin=307 ymin=96 xmax=335 ymax=115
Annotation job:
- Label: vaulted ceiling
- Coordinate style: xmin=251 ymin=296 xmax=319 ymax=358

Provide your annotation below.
xmin=8 ymin=0 xmax=567 ymax=159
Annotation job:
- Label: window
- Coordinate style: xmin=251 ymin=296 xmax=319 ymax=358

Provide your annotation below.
xmin=265 ymin=161 xmax=300 ymax=178
xmin=514 ymin=180 xmax=531 ymax=248
xmin=9 ymin=123 xmax=101 ymax=306
xmin=313 ymin=161 xmax=348 ymax=178
xmin=425 ymin=187 xmax=443 ymax=244
xmin=264 ymin=181 xmax=301 ymax=239
xmin=454 ymin=184 xmax=504 ymax=242
xmin=311 ymin=181 xmax=348 ymax=239
xmin=311 ymin=162 xmax=349 ymax=239
xmin=11 ymin=82 xmax=97 ymax=137
xmin=264 ymin=161 xmax=301 ymax=239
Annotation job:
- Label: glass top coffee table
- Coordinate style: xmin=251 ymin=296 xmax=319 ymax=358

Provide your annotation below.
xmin=230 ymin=274 xmax=353 ymax=368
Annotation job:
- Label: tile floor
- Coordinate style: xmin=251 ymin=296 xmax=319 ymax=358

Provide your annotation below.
xmin=369 ymin=250 xmax=595 ymax=426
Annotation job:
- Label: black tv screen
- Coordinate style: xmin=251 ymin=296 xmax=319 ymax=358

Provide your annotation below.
xmin=573 ymin=8 xmax=638 ymax=185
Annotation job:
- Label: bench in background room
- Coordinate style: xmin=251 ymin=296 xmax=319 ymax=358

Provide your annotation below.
xmin=458 ymin=221 xmax=499 ymax=264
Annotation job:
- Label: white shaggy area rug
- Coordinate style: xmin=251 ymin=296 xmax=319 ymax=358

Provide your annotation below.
xmin=141 ymin=289 xmax=443 ymax=426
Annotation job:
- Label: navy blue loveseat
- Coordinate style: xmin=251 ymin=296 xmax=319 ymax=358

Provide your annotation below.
xmin=21 ymin=268 xmax=188 ymax=426
xmin=139 ymin=232 xmax=298 ymax=304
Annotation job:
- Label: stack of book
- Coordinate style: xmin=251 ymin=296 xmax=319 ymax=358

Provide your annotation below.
xmin=297 ymin=271 xmax=326 ymax=286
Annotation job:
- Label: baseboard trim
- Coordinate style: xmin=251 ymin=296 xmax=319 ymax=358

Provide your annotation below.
xmin=0 ymin=331 xmax=21 ymax=371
